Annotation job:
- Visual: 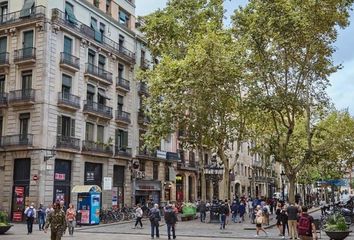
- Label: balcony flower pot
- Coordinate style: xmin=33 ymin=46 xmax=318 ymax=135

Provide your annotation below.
xmin=324 ymin=213 xmax=352 ymax=240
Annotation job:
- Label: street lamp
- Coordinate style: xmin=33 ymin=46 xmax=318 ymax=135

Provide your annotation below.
xmin=204 ymin=154 xmax=224 ymax=199
xmin=280 ymin=170 xmax=286 ymax=202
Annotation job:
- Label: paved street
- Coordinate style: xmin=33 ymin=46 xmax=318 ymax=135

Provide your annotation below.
xmin=3 ymin=209 xmax=354 ymax=240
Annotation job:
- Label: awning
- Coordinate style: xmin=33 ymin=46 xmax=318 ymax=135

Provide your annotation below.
xmin=72 ymin=185 xmax=102 ymax=193
xmin=98 ymin=88 xmax=110 ymax=99
xmin=20 ymin=0 xmax=35 ymax=18
xmin=65 ymin=4 xmax=77 ymax=25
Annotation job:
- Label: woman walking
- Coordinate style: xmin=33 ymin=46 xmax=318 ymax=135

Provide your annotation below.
xmin=280 ymin=205 xmax=289 ymax=239
xmin=134 ymin=204 xmax=143 ymax=229
xmin=254 ymin=205 xmax=268 ymax=237
xmin=275 ymin=202 xmax=283 ymax=236
xmin=66 ymin=203 xmax=76 ymax=236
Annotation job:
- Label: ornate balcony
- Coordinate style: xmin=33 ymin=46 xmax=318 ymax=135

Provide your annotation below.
xmin=136 ymin=147 xmax=157 ymax=160
xmin=115 ymin=146 xmax=132 ymax=158
xmin=116 ymin=77 xmax=130 ymax=93
xmin=83 ymin=101 xmax=112 ymax=120
xmin=60 ymin=52 xmax=80 ymax=72
xmin=82 ymin=140 xmax=113 ymax=155
xmin=0 ymin=52 xmax=10 ymax=69
xmin=0 ymin=5 xmax=45 ymax=30
xmin=51 ymin=8 xmax=135 ymax=64
xmin=1 ymin=134 xmax=33 ymax=147
xmin=0 ymin=93 xmax=8 ymax=108
xmin=137 ymin=82 xmax=149 ymax=96
xmin=56 ymin=135 xmax=80 ymax=151
xmin=14 ymin=47 xmax=36 ymax=65
xmin=138 ymin=109 xmax=150 ymax=125
xmin=8 ymin=89 xmax=35 ymax=106
xmin=85 ymin=63 xmax=112 ymax=85
xmin=57 ymin=92 xmax=80 ymax=110
xmin=115 ymin=110 xmax=131 ymax=125
xmin=140 ymin=58 xmax=149 ymax=70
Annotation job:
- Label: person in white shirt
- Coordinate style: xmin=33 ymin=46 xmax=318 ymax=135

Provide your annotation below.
xmin=24 ymin=203 xmax=37 ymax=235
xmin=134 ymin=204 xmax=143 ymax=229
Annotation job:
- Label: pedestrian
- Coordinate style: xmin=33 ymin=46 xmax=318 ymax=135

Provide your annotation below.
xmin=231 ymin=200 xmax=238 ymax=223
xmin=65 ymin=203 xmax=76 ymax=236
xmin=24 ymin=202 xmax=36 ymax=235
xmin=275 ymin=202 xmax=283 ymax=236
xmin=199 ymin=200 xmax=207 ymax=222
xmin=44 ymin=202 xmax=66 ymax=240
xmin=287 ymin=202 xmax=299 ymax=240
xmin=281 ymin=205 xmax=289 ymax=239
xmin=239 ymin=201 xmax=246 ymax=223
xmin=38 ymin=203 xmax=46 ymax=231
xmin=46 ymin=204 xmax=54 ymax=216
xmin=263 ymin=204 xmax=270 ymax=225
xmin=164 ymin=204 xmax=177 ymax=240
xmin=134 ymin=204 xmax=143 ymax=229
xmin=254 ymin=205 xmax=268 ymax=237
xmin=298 ymin=206 xmax=318 ymax=240
xmin=218 ymin=201 xmax=228 ymax=229
xmin=149 ymin=203 xmax=161 ymax=239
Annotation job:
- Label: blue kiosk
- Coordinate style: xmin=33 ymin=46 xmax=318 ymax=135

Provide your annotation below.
xmin=72 ymin=185 xmax=101 ymax=225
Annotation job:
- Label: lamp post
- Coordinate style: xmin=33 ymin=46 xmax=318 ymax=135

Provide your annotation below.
xmin=280 ymin=170 xmax=286 ymax=202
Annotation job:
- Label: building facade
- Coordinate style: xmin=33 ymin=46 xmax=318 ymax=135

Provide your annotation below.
xmin=0 ymin=0 xmax=180 ymax=220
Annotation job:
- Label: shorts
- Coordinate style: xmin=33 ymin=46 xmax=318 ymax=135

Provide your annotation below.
xmin=276 ymin=220 xmax=281 ymax=226
xmin=256 ymin=223 xmax=262 ymax=228
xmin=299 ymin=235 xmax=313 ymax=240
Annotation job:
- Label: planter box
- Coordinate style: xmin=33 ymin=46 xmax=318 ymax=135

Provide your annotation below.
xmin=325 ymin=230 xmax=352 ymax=240
xmin=0 ymin=225 xmax=13 ymax=234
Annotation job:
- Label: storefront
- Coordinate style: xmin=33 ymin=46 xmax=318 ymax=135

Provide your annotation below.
xmin=53 ymin=159 xmax=72 ymax=209
xmin=113 ymin=165 xmax=125 ymax=208
xmin=135 ymin=180 xmax=161 ymax=205
xmin=11 ymin=158 xmax=31 ymax=222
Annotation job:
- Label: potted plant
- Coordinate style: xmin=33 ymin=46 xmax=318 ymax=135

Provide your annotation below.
xmin=324 ymin=213 xmax=352 ymax=240
xmin=0 ymin=210 xmax=12 ymax=234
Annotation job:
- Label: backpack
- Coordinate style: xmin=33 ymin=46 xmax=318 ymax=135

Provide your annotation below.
xmin=27 ymin=208 xmax=34 ymax=218
xmin=298 ymin=215 xmax=312 ymax=236
xmin=263 ymin=207 xmax=268 ymax=215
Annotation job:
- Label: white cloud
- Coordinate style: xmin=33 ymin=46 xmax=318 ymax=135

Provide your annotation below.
xmin=135 ymin=0 xmax=167 ymax=16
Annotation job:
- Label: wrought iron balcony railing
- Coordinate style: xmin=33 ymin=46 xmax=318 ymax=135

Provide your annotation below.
xmin=115 ymin=146 xmax=132 ymax=157
xmin=60 ymin=52 xmax=80 ymax=70
xmin=1 ymin=134 xmax=33 ymax=147
xmin=115 ymin=110 xmax=131 ymax=124
xmin=8 ymin=89 xmax=35 ymax=103
xmin=58 ymin=92 xmax=80 ymax=109
xmin=85 ymin=63 xmax=113 ymax=84
xmin=0 ymin=5 xmax=45 ymax=27
xmin=56 ymin=135 xmax=80 ymax=150
xmin=0 ymin=92 xmax=8 ymax=106
xmin=14 ymin=47 xmax=36 ymax=62
xmin=82 ymin=140 xmax=113 ymax=154
xmin=116 ymin=77 xmax=130 ymax=91
xmin=0 ymin=52 xmax=9 ymax=65
xmin=83 ymin=100 xmax=113 ymax=119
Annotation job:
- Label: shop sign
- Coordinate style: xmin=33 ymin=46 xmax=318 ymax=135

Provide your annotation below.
xmin=103 ymin=177 xmax=112 ymax=190
xmin=86 ymin=172 xmax=95 ymax=181
xmin=55 ymin=173 xmax=66 ymax=181
xmin=12 ymin=211 xmax=23 ymax=222
xmin=80 ymin=210 xmax=90 ymax=224
xmin=135 ymin=181 xmax=161 ymax=191
xmin=156 ymin=150 xmax=167 ymax=159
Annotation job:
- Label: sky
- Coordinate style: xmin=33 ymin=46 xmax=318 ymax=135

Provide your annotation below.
xmin=135 ymin=0 xmax=354 ymax=114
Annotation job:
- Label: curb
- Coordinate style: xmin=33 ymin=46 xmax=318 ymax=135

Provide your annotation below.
xmin=243 ymin=207 xmax=320 ymax=230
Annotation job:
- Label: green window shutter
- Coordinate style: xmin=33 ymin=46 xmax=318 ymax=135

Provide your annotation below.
xmin=63 ymin=37 xmax=72 ymax=54
xmin=70 ymin=119 xmax=75 ymax=137
xmin=90 ymin=18 xmax=102 ymax=43
xmin=62 ymin=74 xmax=72 ymax=87
xmin=122 ymin=131 xmax=128 ymax=148
xmin=20 ymin=0 xmax=35 ymax=18
xmin=65 ymin=3 xmax=77 ymax=25
xmin=57 ymin=116 xmax=62 ymax=136
xmin=0 ymin=37 xmax=7 ymax=53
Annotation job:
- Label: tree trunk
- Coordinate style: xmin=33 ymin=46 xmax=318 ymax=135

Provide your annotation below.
xmin=288 ymin=175 xmax=296 ymax=203
xmin=201 ymin=170 xmax=206 ymax=201
xmin=223 ymin=165 xmax=230 ymax=200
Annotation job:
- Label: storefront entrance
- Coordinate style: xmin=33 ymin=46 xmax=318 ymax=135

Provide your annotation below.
xmin=53 ymin=159 xmax=71 ymax=209
xmin=176 ymin=175 xmax=183 ymax=202
xmin=11 ymin=158 xmax=31 ymax=222
xmin=135 ymin=180 xmax=161 ymax=205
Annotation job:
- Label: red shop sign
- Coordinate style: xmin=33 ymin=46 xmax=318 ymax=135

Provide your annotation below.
xmin=55 ymin=173 xmax=66 ymax=180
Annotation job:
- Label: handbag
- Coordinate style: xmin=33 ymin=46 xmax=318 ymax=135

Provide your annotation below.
xmin=256 ymin=216 xmax=263 ymax=224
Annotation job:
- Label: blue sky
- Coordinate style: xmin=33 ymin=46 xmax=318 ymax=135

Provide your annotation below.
xmin=136 ymin=1 xmax=354 ymax=114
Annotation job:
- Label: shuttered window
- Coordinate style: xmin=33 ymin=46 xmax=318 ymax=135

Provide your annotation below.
xmin=65 ymin=2 xmax=77 ymax=24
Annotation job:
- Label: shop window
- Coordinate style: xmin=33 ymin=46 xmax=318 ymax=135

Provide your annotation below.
xmin=153 ymin=163 xmax=159 ymax=180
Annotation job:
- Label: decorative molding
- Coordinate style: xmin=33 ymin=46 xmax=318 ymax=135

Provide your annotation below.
xmin=36 ymin=22 xmax=45 ymax=32
xmin=8 ymin=28 xmax=17 ymax=37
xmin=51 ymin=24 xmax=60 ymax=34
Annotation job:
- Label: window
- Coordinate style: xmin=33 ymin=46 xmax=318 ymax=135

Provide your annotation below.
xmin=0 ymin=36 xmax=7 ymax=54
xmin=88 ymin=49 xmax=95 ymax=65
xmin=22 ymin=30 xmax=33 ymax=58
xmin=118 ymin=35 xmax=124 ymax=50
xmin=87 ymin=84 xmax=95 ymax=103
xmin=97 ymin=125 xmax=104 ymax=142
xmin=62 ymin=74 xmax=72 ymax=95
xmin=21 ymin=71 xmax=32 ymax=90
xmin=0 ymin=2 xmax=8 ymax=17
xmin=0 ymin=75 xmax=5 ymax=93
xmin=99 ymin=23 xmax=105 ymax=42
xmin=98 ymin=54 xmax=105 ymax=69
xmin=19 ymin=113 xmax=30 ymax=137
xmin=85 ymin=122 xmax=94 ymax=141
xmin=115 ymin=129 xmax=128 ymax=150
xmin=93 ymin=0 xmax=99 ymax=7
xmin=140 ymin=160 xmax=145 ymax=172
xmin=20 ymin=0 xmax=35 ymax=18
xmin=90 ymin=17 xmax=101 ymax=42
xmin=140 ymin=50 xmax=145 ymax=65
xmin=57 ymin=115 xmax=75 ymax=137
xmin=119 ymin=9 xmax=129 ymax=27
xmin=97 ymin=88 xmax=107 ymax=105
xmin=117 ymin=95 xmax=123 ymax=112
xmin=106 ymin=0 xmax=111 ymax=14
xmin=0 ymin=116 xmax=3 ymax=140
xmin=153 ymin=163 xmax=159 ymax=180
xmin=118 ymin=64 xmax=124 ymax=79
xmin=63 ymin=36 xmax=72 ymax=54
xmin=65 ymin=2 xmax=77 ymax=24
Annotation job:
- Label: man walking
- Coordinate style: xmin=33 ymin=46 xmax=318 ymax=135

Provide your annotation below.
xmin=149 ymin=203 xmax=161 ymax=239
xmin=164 ymin=204 xmax=177 ymax=240
xmin=38 ymin=203 xmax=46 ymax=231
xmin=219 ymin=201 xmax=228 ymax=229
xmin=199 ymin=200 xmax=207 ymax=222
xmin=287 ymin=202 xmax=299 ymax=240
xmin=44 ymin=202 xmax=66 ymax=240
xmin=134 ymin=204 xmax=143 ymax=229
xmin=24 ymin=203 xmax=36 ymax=235
xmin=298 ymin=206 xmax=318 ymax=240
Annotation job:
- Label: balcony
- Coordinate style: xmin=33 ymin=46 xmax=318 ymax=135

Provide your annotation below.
xmin=0 ymin=93 xmax=8 ymax=108
xmin=177 ymin=160 xmax=199 ymax=170
xmin=166 ymin=151 xmax=180 ymax=161
xmin=115 ymin=146 xmax=132 ymax=158
xmin=116 ymin=77 xmax=130 ymax=93
xmin=60 ymin=52 xmax=80 ymax=72
xmin=115 ymin=110 xmax=131 ymax=125
xmin=83 ymin=101 xmax=112 ymax=120
xmin=82 ymin=140 xmax=113 ymax=155
xmin=138 ymin=109 xmax=150 ymax=125
xmin=85 ymin=63 xmax=112 ymax=85
xmin=51 ymin=8 xmax=136 ymax=64
xmin=14 ymin=47 xmax=36 ymax=65
xmin=0 ymin=5 xmax=45 ymax=29
xmin=140 ymin=58 xmax=150 ymax=70
xmin=57 ymin=92 xmax=80 ymax=110
xmin=1 ymin=134 xmax=33 ymax=148
xmin=136 ymin=147 xmax=156 ymax=160
xmin=0 ymin=52 xmax=10 ymax=70
xmin=56 ymin=135 xmax=80 ymax=151
xmin=8 ymin=89 xmax=36 ymax=106
xmin=138 ymin=82 xmax=149 ymax=96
